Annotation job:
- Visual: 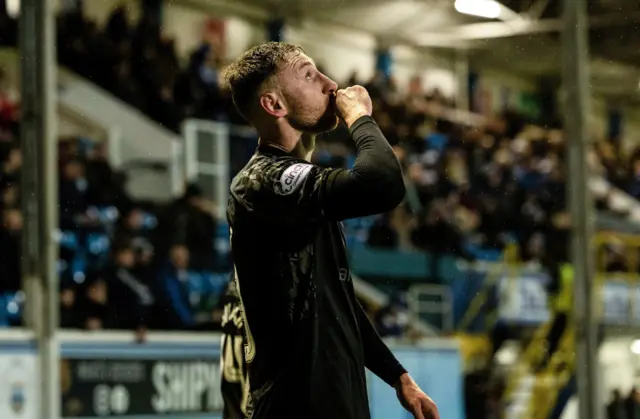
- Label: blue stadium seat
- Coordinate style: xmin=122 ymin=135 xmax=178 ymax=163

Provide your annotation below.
xmin=184 ymin=270 xmax=227 ymax=311
xmin=215 ymin=223 xmax=231 ymax=263
xmin=95 ymin=206 xmax=120 ymax=227
xmin=0 ymin=292 xmax=24 ymax=327
xmin=0 ymin=295 xmax=8 ymax=327
xmin=139 ymin=212 xmax=158 ymax=230
xmin=87 ymin=232 xmax=110 ymax=256
xmin=463 ymin=242 xmax=503 ymax=262
xmin=84 ymin=232 xmax=110 ymax=273
xmin=60 ymin=231 xmax=79 ymax=250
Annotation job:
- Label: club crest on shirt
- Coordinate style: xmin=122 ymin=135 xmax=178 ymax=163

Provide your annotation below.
xmin=275 ymin=163 xmax=313 ymax=195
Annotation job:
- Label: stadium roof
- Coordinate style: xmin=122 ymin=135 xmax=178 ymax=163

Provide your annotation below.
xmin=178 ymin=0 xmax=640 ymax=102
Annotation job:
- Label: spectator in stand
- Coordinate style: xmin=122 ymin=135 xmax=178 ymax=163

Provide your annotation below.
xmin=464 ymin=367 xmax=504 ymax=419
xmin=0 ymin=208 xmax=22 ymax=291
xmin=60 ymin=283 xmax=78 ymax=329
xmin=58 ymin=158 xmax=89 ymax=230
xmin=626 ymin=387 xmax=640 ymax=419
xmin=0 ymin=68 xmax=19 ymax=141
xmin=157 ymin=184 xmax=217 ymax=270
xmin=84 ymin=141 xmax=128 ymax=210
xmin=80 ymin=274 xmax=109 ymax=330
xmin=157 ymin=244 xmax=195 ymax=330
xmin=114 ymin=208 xmax=156 ymax=277
xmin=374 ymin=294 xmax=410 ymax=337
xmin=607 ymin=389 xmax=625 ymax=419
xmin=102 ymin=246 xmax=154 ymax=331
xmin=1 ymin=145 xmax=20 ymax=188
xmin=175 ymin=42 xmax=225 ymax=121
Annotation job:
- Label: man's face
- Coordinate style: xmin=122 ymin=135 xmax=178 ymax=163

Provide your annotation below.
xmin=277 ymin=53 xmax=339 ymax=134
xmin=171 ymin=245 xmax=189 ymax=269
xmin=117 ymin=249 xmax=135 ymax=268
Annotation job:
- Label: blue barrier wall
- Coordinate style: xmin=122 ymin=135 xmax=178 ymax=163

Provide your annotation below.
xmin=0 ymin=332 xmax=465 ymax=419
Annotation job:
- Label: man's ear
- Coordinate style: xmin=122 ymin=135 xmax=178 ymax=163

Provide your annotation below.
xmin=260 ymin=92 xmax=288 ymax=118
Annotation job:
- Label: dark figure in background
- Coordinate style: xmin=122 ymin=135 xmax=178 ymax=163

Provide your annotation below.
xmin=84 ymin=142 xmax=129 ymax=210
xmin=219 ymin=278 xmax=249 ymax=419
xmin=464 ymin=368 xmax=490 ymax=419
xmin=79 ymin=274 xmax=109 ymax=331
xmin=59 ymin=158 xmax=88 ymax=230
xmin=607 ymin=389 xmax=624 ymax=419
xmin=103 ymin=246 xmax=154 ymax=331
xmin=540 ymin=262 xmax=572 ymax=370
xmin=367 ymin=211 xmax=399 ymax=249
xmin=157 ymin=244 xmax=194 ymax=330
xmin=626 ymin=387 xmax=640 ymax=419
xmin=157 ymin=184 xmax=217 ymax=270
xmin=224 ymin=42 xmax=438 ymax=419
xmin=0 ymin=209 xmax=22 ymax=292
xmin=374 ymin=294 xmax=409 ymax=337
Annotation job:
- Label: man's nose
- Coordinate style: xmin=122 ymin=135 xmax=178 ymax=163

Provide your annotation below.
xmin=324 ymin=78 xmax=338 ymax=94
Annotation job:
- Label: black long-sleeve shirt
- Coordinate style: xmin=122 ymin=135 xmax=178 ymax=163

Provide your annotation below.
xmin=227 ymin=116 xmax=406 ymax=419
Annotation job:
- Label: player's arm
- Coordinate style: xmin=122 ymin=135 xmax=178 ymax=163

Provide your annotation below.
xmin=320 ymin=112 xmax=405 ymax=220
xmin=241 ymin=86 xmax=405 ymax=223
xmin=356 ymin=301 xmax=407 ymax=387
xmin=357 ymin=302 xmax=441 ymax=418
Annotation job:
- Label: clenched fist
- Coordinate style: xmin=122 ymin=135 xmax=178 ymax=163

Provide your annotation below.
xmin=334 ymin=85 xmax=373 ymax=128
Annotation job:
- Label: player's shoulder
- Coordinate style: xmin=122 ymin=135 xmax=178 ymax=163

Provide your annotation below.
xmin=231 ymin=153 xmax=316 ymax=202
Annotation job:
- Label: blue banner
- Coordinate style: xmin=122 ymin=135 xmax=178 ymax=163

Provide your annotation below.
xmin=0 ymin=333 xmax=465 ymax=419
xmin=496 ymin=273 xmax=640 ymax=325
xmin=497 ymin=273 xmax=551 ymax=324
xmin=600 ymin=277 xmax=640 ymax=324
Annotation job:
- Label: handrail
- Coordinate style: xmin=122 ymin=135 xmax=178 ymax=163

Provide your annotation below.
xmin=455 ymin=263 xmax=502 ymax=331
xmin=456 ymin=243 xmax=520 ymax=332
xmin=407 ymin=284 xmax=454 ymax=333
xmin=500 ymin=320 xmax=552 ymax=419
xmin=527 ymin=325 xmax=575 ymax=419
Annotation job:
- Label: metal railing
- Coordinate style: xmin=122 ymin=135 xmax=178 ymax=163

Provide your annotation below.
xmin=527 ymin=325 xmax=575 ymax=419
xmin=456 ymin=243 xmax=520 ymax=332
xmin=407 ymin=284 xmax=454 ymax=333
xmin=182 ymin=119 xmax=257 ymax=220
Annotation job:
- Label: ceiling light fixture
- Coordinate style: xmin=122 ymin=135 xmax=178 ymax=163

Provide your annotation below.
xmin=6 ymin=0 xmax=19 ymax=18
xmin=454 ymin=0 xmax=502 ymax=19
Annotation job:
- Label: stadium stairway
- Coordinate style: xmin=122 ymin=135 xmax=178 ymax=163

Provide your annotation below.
xmin=501 ymin=321 xmax=551 ymax=418
xmin=453 ymin=241 xmax=576 ymax=419
xmin=501 ymin=317 xmax=574 ymax=419
xmin=454 ymin=244 xmax=520 ymax=334
xmin=528 ymin=325 xmax=575 ymax=419
xmin=547 ymin=374 xmax=577 ymax=419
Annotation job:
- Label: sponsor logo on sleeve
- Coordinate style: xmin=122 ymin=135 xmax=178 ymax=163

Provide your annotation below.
xmin=274 ymin=163 xmax=313 ymax=195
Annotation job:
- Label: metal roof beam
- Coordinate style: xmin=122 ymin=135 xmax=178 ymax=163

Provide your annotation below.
xmin=526 ymin=0 xmax=551 ymax=19
xmin=412 ymin=10 xmax=640 ymax=45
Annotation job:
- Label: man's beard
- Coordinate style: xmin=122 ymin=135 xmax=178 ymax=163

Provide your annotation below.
xmin=287 ymin=107 xmax=339 ymax=134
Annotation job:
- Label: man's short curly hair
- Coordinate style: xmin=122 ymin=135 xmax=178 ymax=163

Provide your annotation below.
xmin=222 ymin=42 xmax=304 ymax=121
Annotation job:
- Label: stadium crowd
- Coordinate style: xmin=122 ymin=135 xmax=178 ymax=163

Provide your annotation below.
xmin=0 ymin=3 xmax=636 ymax=331
xmin=0 ymin=3 xmax=639 ymax=418
xmin=49 ymin=4 xmax=640 ymax=278
xmin=0 ymin=85 xmax=229 ymax=333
